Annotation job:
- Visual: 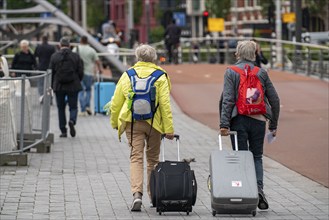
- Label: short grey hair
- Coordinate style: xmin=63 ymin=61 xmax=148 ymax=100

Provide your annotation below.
xmin=20 ymin=39 xmax=29 ymax=47
xmin=235 ymin=40 xmax=256 ymax=61
xmin=135 ymin=44 xmax=157 ymax=63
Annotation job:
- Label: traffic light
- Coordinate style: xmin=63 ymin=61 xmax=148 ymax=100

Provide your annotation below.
xmin=203 ymin=10 xmax=209 ymax=27
xmin=203 ymin=10 xmax=209 ymax=34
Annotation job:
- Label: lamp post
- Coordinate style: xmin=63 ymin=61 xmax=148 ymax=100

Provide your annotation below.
xmin=145 ymin=0 xmax=150 ymax=43
xmin=82 ymin=0 xmax=87 ymax=30
xmin=275 ymin=0 xmax=282 ymax=66
xmin=55 ymin=0 xmax=62 ymax=41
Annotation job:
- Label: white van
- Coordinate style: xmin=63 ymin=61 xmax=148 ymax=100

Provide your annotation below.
xmin=302 ymin=32 xmax=329 ymax=45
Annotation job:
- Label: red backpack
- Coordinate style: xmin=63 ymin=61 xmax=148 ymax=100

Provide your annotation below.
xmin=229 ymin=64 xmax=266 ymax=115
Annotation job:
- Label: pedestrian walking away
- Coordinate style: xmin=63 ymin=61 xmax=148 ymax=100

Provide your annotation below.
xmin=49 ymin=37 xmax=84 ymax=138
xmin=110 ymin=44 xmax=174 ymax=212
xmin=73 ymin=35 xmax=103 ymax=116
xmin=11 ymin=39 xmax=37 ymax=77
xmin=219 ymin=40 xmax=280 ymax=210
xmin=35 ymin=35 xmax=56 ymax=102
xmin=164 ymin=19 xmax=181 ymax=64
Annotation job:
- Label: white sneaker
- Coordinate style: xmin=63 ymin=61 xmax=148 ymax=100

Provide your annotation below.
xmin=78 ymin=112 xmax=88 ymax=116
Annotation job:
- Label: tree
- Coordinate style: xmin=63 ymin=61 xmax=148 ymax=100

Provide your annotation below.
xmin=87 ymin=0 xmax=106 ymax=31
xmin=204 ymin=0 xmax=231 ymax=18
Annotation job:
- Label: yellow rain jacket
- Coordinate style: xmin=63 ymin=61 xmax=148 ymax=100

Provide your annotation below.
xmin=110 ymin=61 xmax=174 ymax=140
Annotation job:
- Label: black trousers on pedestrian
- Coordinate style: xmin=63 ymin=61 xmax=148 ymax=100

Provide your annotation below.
xmin=230 ymin=115 xmax=266 ymax=189
xmin=55 ymin=91 xmax=79 ymax=134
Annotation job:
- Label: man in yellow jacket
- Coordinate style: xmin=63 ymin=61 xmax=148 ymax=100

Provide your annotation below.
xmin=110 ymin=44 xmax=174 ymax=212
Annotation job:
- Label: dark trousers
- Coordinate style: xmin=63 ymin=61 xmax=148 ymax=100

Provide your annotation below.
xmin=55 ymin=91 xmax=79 ymax=134
xmin=230 ymin=115 xmax=266 ymax=189
xmin=166 ymin=43 xmax=178 ymax=64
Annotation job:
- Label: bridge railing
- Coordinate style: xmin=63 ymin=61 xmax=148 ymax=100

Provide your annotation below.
xmin=96 ymin=37 xmax=329 ymax=80
xmin=0 ymin=62 xmax=53 ymax=165
xmin=2 ymin=38 xmax=328 ymax=80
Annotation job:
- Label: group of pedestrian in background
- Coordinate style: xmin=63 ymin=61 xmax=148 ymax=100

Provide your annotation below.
xmin=10 ymin=35 xmax=102 ymax=138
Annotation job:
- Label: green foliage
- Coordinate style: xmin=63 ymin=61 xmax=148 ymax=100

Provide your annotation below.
xmin=150 ymin=26 xmax=165 ymax=43
xmin=5 ymin=0 xmax=68 ymax=17
xmin=134 ymin=0 xmax=143 ymax=25
xmin=87 ymin=0 xmax=106 ymax=30
xmin=305 ymin=0 xmax=328 ymax=14
xmin=205 ymin=0 xmax=231 ymax=18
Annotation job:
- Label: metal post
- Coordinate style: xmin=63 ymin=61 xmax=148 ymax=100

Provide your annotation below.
xmin=293 ymin=45 xmax=297 ymax=73
xmin=270 ymin=42 xmax=273 ymax=69
xmin=216 ymin=40 xmax=220 ymax=64
xmin=307 ymin=47 xmax=311 ymax=76
xmin=275 ymin=0 xmax=282 ymax=66
xmin=126 ymin=0 xmax=134 ymax=45
xmin=82 ymin=0 xmax=87 ymax=30
xmin=295 ymin=0 xmax=302 ymax=44
xmin=19 ymin=75 xmax=26 ymax=154
xmin=145 ymin=0 xmax=150 ymax=43
xmin=319 ymin=50 xmax=324 ymax=79
xmin=55 ymin=0 xmax=62 ymax=41
xmin=41 ymin=71 xmax=50 ymax=141
xmin=282 ymin=47 xmax=285 ymax=71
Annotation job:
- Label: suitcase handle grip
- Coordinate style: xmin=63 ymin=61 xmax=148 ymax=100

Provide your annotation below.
xmin=218 ymin=131 xmax=238 ymax=151
xmin=161 ymin=134 xmax=180 ymax=161
xmin=161 ymin=134 xmax=179 ymax=140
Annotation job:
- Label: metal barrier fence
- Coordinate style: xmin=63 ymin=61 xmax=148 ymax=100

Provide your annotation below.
xmin=0 ymin=67 xmax=53 ymax=166
xmin=96 ymin=37 xmax=329 ymax=80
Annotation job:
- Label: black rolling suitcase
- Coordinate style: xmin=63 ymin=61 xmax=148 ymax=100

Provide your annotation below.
xmin=150 ymin=135 xmax=197 ymax=215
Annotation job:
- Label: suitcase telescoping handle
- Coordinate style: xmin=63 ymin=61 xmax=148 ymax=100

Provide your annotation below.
xmin=161 ymin=134 xmax=180 ymax=162
xmin=218 ymin=131 xmax=238 ymax=151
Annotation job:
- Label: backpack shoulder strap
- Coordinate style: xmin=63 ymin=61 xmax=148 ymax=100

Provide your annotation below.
xmin=250 ymin=66 xmax=260 ymax=75
xmin=151 ymin=69 xmax=166 ymax=79
xmin=126 ymin=68 xmax=137 ymax=77
xmin=229 ymin=65 xmax=244 ymax=75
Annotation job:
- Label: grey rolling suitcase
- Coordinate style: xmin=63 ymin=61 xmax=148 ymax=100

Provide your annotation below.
xmin=209 ymin=131 xmax=258 ymax=217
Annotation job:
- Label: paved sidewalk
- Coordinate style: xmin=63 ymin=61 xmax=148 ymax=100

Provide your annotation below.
xmin=0 ymin=98 xmax=328 ymax=220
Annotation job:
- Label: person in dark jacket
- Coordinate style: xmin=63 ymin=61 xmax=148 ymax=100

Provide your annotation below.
xmin=11 ymin=40 xmax=37 ymax=77
xmin=253 ymin=39 xmax=268 ymax=68
xmin=49 ymin=37 xmax=84 ymax=138
xmin=220 ymin=40 xmax=280 ymax=210
xmin=35 ymin=35 xmax=56 ymax=98
xmin=164 ymin=19 xmax=181 ymax=64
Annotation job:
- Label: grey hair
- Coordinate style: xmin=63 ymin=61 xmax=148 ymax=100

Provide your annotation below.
xmin=235 ymin=40 xmax=256 ymax=61
xmin=135 ymin=44 xmax=157 ymax=63
xmin=20 ymin=39 xmax=29 ymax=47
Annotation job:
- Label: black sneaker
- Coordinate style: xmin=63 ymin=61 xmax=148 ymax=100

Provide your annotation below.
xmin=68 ymin=121 xmax=76 ymax=137
xmin=258 ymin=188 xmax=269 ymax=210
xmin=131 ymin=192 xmax=142 ymax=212
xmin=59 ymin=133 xmax=67 ymax=138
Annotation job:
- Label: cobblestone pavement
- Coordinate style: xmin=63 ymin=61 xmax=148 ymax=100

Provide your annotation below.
xmin=0 ymin=98 xmax=328 ymax=220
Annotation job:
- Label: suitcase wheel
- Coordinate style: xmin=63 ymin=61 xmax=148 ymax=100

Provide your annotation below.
xmin=252 ymin=210 xmax=257 ymax=216
xmin=159 ymin=211 xmax=162 ymax=215
xmin=186 ymin=211 xmax=189 ymax=216
xmin=212 ymin=210 xmax=216 ymax=216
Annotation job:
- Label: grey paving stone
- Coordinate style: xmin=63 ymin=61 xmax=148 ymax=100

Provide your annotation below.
xmin=0 ymin=98 xmax=328 ymax=220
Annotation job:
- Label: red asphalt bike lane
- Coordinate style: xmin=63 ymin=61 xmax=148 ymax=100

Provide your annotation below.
xmin=161 ymin=63 xmax=328 ymax=188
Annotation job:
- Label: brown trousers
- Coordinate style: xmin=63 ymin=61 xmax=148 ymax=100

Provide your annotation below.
xmin=125 ymin=121 xmax=161 ymax=199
